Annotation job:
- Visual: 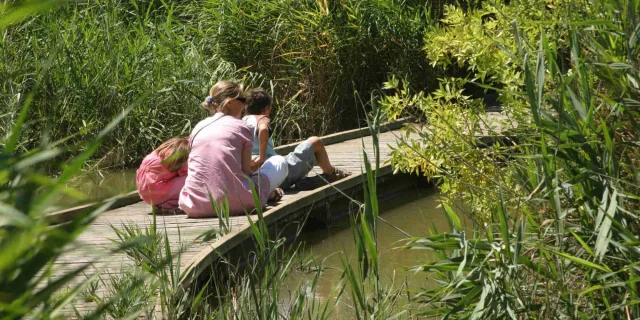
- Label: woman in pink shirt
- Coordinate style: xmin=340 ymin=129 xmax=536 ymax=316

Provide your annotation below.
xmin=179 ymin=81 xmax=288 ymax=217
xmin=136 ymin=137 xmax=189 ymax=212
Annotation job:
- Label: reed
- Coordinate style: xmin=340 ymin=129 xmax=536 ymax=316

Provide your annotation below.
xmin=1 ymin=0 xmax=236 ymax=170
xmin=2 ymin=0 xmax=442 ymax=172
xmin=0 ymin=62 xmax=138 ymax=319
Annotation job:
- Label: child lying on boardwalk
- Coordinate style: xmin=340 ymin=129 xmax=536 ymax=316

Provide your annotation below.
xmin=242 ymin=87 xmax=351 ymax=191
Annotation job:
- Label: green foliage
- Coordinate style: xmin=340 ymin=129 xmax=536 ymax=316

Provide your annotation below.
xmin=0 ymin=58 xmax=133 ymax=320
xmin=384 ymin=76 xmax=520 ymax=219
xmin=2 ymin=0 xmax=444 ymax=170
xmin=380 ymin=0 xmax=558 ymax=218
xmin=110 ymin=219 xmax=166 ymax=270
xmin=1 ymin=0 xmax=238 ymax=169
xmin=381 ymin=0 xmax=607 ymax=218
xmin=99 ymin=269 xmax=156 ymax=319
xmin=395 ymin=0 xmax=640 ymax=317
xmin=205 ymin=0 xmax=437 ymax=142
xmin=0 ymin=8 xmax=180 ymax=318
xmin=425 ymin=4 xmax=522 ymax=87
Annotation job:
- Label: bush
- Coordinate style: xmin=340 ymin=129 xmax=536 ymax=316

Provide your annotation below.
xmin=179 ymin=0 xmax=436 ymax=143
xmin=386 ymin=0 xmax=640 ymax=317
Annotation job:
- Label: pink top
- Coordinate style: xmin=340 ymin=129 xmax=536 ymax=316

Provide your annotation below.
xmin=136 ymin=151 xmax=188 ymax=207
xmin=179 ymin=113 xmax=271 ymax=217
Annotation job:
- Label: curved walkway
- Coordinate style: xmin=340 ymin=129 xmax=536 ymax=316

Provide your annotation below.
xmin=49 ymin=120 xmax=409 ymax=315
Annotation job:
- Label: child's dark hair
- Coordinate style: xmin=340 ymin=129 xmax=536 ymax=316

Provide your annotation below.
xmin=154 ymin=137 xmax=189 ymax=172
xmin=245 ymin=87 xmax=272 ymax=115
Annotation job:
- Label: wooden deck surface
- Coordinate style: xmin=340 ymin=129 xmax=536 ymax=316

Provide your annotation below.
xmin=54 ymin=128 xmax=406 ymax=315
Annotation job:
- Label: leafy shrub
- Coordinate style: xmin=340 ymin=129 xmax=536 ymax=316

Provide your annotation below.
xmin=389 ymin=0 xmax=640 ymax=317
xmin=382 ymin=0 xmax=602 ymax=217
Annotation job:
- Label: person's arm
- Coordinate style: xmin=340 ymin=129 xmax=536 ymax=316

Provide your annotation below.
xmin=250 ymin=118 xmax=270 ymax=171
xmin=256 ymin=121 xmax=270 ymax=164
xmin=242 ymin=142 xmax=253 ymax=176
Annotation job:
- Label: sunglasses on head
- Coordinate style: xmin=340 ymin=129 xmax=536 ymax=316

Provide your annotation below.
xmin=236 ymin=96 xmax=246 ymax=103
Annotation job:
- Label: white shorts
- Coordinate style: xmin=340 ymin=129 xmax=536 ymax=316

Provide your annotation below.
xmin=257 ymin=155 xmax=288 ymax=192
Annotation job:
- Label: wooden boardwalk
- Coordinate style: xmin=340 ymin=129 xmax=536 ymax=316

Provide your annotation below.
xmin=51 ymin=121 xmax=409 ymax=315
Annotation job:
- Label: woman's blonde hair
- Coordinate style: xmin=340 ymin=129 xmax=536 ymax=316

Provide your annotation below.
xmin=201 ymin=81 xmax=245 ymax=114
xmin=154 ymin=137 xmax=189 ymax=172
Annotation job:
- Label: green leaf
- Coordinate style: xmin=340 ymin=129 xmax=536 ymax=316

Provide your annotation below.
xmin=496 ymin=194 xmax=511 ymax=257
xmin=518 ymin=256 xmax=555 ymax=280
xmin=0 ymin=203 xmax=31 ymax=228
xmin=443 ymin=203 xmax=462 ymax=230
xmin=550 ymin=250 xmax=612 ymax=273
xmin=568 ymin=229 xmax=595 ymax=258
xmin=595 ymin=189 xmax=616 ymax=261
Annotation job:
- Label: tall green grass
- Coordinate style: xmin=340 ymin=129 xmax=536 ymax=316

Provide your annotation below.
xmin=0 ymin=69 xmax=137 ymax=319
xmin=2 ymin=0 xmax=443 ymax=171
xmin=206 ymin=0 xmax=436 ymax=143
xmin=1 ymin=0 xmax=237 ymax=170
xmin=0 ymin=5 xmax=189 ymax=318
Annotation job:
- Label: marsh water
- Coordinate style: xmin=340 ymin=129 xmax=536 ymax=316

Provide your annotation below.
xmin=280 ymin=187 xmax=461 ymax=315
xmin=51 ymin=169 xmax=137 ymax=211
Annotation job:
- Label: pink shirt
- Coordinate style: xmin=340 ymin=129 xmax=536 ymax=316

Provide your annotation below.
xmin=136 ymin=151 xmax=187 ymax=208
xmin=179 ymin=113 xmax=271 ymax=217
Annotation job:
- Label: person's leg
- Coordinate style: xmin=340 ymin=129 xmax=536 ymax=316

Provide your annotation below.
xmin=155 ymin=175 xmax=187 ymax=213
xmin=258 ymin=155 xmax=289 ymax=194
xmin=280 ymin=140 xmax=317 ymax=189
xmin=306 ymin=137 xmax=352 ymax=183
xmin=306 ymin=136 xmax=333 ymax=174
xmin=281 ymin=137 xmax=352 ymax=189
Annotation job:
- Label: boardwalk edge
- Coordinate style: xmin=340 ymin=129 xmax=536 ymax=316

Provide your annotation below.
xmin=178 ymin=165 xmax=397 ymax=290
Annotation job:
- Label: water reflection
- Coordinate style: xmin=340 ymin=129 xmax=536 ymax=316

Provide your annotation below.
xmin=50 ymin=169 xmax=137 ymax=210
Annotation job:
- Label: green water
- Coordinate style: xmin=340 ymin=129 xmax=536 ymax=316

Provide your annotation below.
xmin=281 ymin=187 xmax=462 ymax=315
xmin=50 ymin=169 xmax=137 ymax=211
